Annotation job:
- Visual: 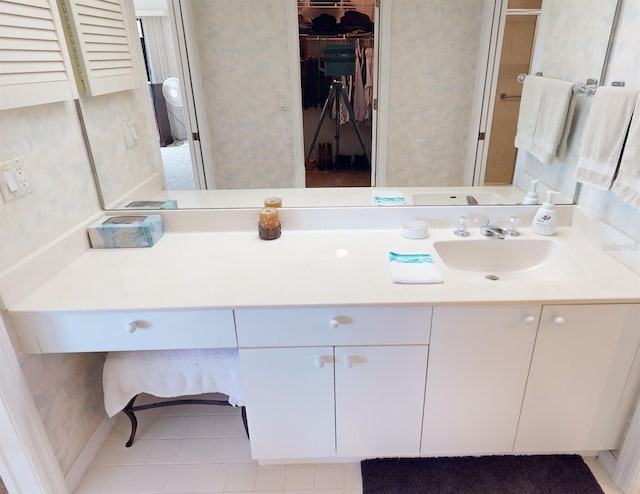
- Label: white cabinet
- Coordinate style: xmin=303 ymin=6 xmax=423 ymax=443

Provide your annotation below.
xmin=421 ymin=304 xmax=541 ymax=455
xmin=334 ymin=345 xmax=428 ymax=457
xmin=238 ymin=347 xmax=336 ymax=459
xmin=11 ymin=309 xmax=237 ymax=353
xmin=236 ymin=306 xmax=431 ymax=460
xmin=515 ymin=304 xmax=640 ymax=452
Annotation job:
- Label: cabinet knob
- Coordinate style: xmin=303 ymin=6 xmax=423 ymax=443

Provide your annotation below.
xmin=343 ymin=356 xmax=354 ymax=368
xmin=126 ymin=321 xmax=138 ymax=333
xmin=329 ymin=318 xmax=340 ymax=328
xmin=314 ymin=355 xmax=326 ymax=368
xmin=522 ymin=314 xmax=536 ymax=325
xmin=553 ymin=316 xmax=565 ymax=326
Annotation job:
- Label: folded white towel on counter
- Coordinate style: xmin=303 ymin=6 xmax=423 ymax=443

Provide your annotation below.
xmin=103 ymin=348 xmax=243 ymax=417
xmin=574 ymin=86 xmax=639 ymax=189
xmin=388 ymin=252 xmax=443 ymax=284
xmin=515 ymin=75 xmax=575 ymax=164
xmin=372 ymin=190 xmax=406 ymax=206
xmin=612 ymin=92 xmax=640 ymax=207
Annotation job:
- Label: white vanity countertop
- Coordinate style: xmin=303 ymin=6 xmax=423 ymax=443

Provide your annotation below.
xmin=9 ymin=224 xmax=639 ymax=313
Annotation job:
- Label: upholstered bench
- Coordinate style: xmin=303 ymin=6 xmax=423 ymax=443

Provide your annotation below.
xmin=103 ymin=348 xmax=247 ymax=447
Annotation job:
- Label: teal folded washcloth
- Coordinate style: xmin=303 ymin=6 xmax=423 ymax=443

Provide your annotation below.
xmin=372 ymin=190 xmax=406 ymax=205
xmin=388 ymin=251 xmax=444 ymax=284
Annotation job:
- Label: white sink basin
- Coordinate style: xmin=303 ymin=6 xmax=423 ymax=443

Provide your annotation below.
xmin=413 ymin=192 xmax=512 ymax=205
xmin=433 ymin=238 xmax=591 ymax=281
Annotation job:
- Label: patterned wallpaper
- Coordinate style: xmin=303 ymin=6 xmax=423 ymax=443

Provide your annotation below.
xmin=0 ymin=98 xmax=106 ymax=476
xmin=190 ymin=0 xmax=298 ymax=189
xmin=384 ymin=0 xmax=484 ymax=187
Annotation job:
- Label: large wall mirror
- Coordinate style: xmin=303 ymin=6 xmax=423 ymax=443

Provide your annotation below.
xmin=75 ymin=0 xmax=621 ymax=210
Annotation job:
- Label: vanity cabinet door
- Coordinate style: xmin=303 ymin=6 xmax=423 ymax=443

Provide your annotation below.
xmin=421 ymin=304 xmax=541 ymax=455
xmin=239 ymin=347 xmax=336 ymax=460
xmin=514 ymin=304 xmax=640 ymax=452
xmin=334 ymin=345 xmax=428 ymax=457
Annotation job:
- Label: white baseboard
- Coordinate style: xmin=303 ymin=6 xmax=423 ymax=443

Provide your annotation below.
xmin=599 ymin=450 xmax=617 ymax=475
xmin=65 ymin=415 xmax=114 ymax=492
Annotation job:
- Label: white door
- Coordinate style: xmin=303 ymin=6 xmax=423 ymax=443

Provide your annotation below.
xmin=334 ymin=345 xmax=428 ymax=457
xmin=422 ymin=305 xmax=540 ymax=455
xmin=515 ymin=304 xmax=640 ymax=452
xmin=239 ymin=347 xmax=335 ymax=459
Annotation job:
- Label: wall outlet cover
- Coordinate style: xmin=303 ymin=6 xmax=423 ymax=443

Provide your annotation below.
xmin=0 ymin=157 xmax=32 ymax=203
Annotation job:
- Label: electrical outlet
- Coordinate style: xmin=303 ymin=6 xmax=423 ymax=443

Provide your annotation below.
xmin=0 ymin=157 xmax=32 ymax=203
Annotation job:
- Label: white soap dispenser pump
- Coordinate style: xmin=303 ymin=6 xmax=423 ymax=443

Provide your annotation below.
xmin=523 ymin=179 xmax=540 ymax=205
xmin=532 ymin=190 xmax=557 ymax=236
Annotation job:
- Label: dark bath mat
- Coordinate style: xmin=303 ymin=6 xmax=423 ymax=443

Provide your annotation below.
xmin=361 ymin=454 xmax=604 ymax=494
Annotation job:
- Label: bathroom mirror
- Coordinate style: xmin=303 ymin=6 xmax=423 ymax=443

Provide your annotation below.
xmin=76 ymin=0 xmax=620 ymax=210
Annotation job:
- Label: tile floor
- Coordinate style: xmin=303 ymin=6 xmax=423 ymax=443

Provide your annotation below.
xmin=74 ymin=394 xmax=623 ymax=494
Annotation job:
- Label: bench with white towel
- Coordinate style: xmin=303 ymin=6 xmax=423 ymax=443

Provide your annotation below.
xmin=103 ymin=348 xmax=246 ymax=447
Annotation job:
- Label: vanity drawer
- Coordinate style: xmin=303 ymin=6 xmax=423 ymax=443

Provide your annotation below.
xmin=11 ymin=309 xmax=236 ymax=353
xmin=235 ymin=306 xmax=432 ymax=347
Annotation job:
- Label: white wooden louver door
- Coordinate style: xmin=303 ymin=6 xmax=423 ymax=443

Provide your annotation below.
xmin=60 ymin=0 xmax=137 ymax=95
xmin=0 ymin=0 xmax=75 ymax=110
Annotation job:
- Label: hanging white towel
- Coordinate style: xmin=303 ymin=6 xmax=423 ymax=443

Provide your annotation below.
xmin=102 ymin=348 xmax=243 ymax=417
xmin=530 ymin=78 xmax=576 ymax=164
xmin=612 ymin=92 xmax=640 ymax=207
xmin=574 ymin=87 xmax=639 ymax=189
xmin=514 ymin=75 xmax=575 ymax=164
xmin=514 ymin=75 xmax=545 ymax=152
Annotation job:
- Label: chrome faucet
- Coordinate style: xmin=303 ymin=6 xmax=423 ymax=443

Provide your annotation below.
xmin=480 ymin=223 xmax=506 ymax=239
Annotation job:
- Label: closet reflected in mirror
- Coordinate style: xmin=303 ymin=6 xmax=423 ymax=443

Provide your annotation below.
xmin=298 ymin=1 xmax=376 ymax=188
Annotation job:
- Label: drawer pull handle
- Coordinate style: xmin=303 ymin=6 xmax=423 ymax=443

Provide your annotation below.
xmin=329 ymin=318 xmax=340 ymax=328
xmin=343 ymin=356 xmax=354 ymax=368
xmin=314 ymin=355 xmax=326 ymax=368
xmin=126 ymin=321 xmax=138 ymax=333
xmin=522 ymin=314 xmax=536 ymax=325
xmin=553 ymin=316 xmax=565 ymax=326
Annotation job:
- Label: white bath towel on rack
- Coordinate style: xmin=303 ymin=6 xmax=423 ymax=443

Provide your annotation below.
xmin=574 ymin=86 xmax=639 ymax=190
xmin=515 ymin=75 xmax=575 ymax=165
xmin=612 ymin=92 xmax=640 ymax=207
xmin=102 ymin=348 xmax=243 ymax=417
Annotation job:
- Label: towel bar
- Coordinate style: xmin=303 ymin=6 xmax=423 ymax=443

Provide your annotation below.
xmin=122 ymin=394 xmax=249 ymax=447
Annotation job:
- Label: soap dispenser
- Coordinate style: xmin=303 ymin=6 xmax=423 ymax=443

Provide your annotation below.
xmin=523 ymin=179 xmax=540 ymax=205
xmin=532 ymin=191 xmax=557 ymax=236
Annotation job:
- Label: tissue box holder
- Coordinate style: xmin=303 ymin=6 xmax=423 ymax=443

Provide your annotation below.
xmin=88 ymin=215 xmax=164 ymax=249
xmin=125 ymin=200 xmax=178 ymax=209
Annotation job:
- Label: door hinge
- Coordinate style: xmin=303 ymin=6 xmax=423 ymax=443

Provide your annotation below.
xmin=375 ymin=0 xmax=380 ymax=7
xmin=192 ymin=132 xmax=200 ymax=141
xmin=373 ymin=98 xmax=378 ymax=111
xmin=478 ymin=132 xmax=486 ymax=140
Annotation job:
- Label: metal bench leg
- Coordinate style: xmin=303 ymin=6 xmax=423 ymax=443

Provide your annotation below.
xmin=122 ymin=395 xmax=138 ymax=448
xmin=241 ymin=406 xmax=249 ymax=439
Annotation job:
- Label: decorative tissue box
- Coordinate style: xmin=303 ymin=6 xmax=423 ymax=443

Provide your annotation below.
xmin=88 ymin=215 xmax=164 ymax=249
xmin=124 ymin=200 xmax=178 ymax=209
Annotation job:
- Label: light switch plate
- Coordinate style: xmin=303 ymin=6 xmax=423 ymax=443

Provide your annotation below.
xmin=0 ymin=157 xmax=32 ymax=203
xmin=123 ymin=120 xmax=139 ymax=149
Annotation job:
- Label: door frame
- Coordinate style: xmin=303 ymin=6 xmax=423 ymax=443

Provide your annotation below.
xmin=465 ymin=0 xmax=541 ymax=187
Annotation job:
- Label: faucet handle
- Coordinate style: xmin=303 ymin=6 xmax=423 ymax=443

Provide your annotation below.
xmin=506 ymin=215 xmax=520 ymax=236
xmin=453 ymin=216 xmax=470 ymax=237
